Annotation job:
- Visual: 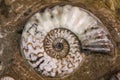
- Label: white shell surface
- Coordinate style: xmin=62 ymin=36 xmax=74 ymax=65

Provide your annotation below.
xmin=21 ymin=5 xmax=113 ymax=77
xmin=0 ymin=76 xmax=15 ymax=80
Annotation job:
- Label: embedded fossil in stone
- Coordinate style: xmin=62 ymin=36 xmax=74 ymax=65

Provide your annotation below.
xmin=21 ymin=5 xmax=114 ymax=77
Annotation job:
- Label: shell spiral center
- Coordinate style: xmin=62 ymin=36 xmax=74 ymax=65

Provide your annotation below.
xmin=44 ymin=28 xmax=80 ymax=59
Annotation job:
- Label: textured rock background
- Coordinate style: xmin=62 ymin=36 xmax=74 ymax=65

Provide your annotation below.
xmin=0 ymin=0 xmax=120 ymax=80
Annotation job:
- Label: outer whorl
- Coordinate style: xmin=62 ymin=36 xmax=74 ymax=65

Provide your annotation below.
xmin=21 ymin=5 xmax=113 ymax=77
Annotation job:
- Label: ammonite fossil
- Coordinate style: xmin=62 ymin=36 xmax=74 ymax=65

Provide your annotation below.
xmin=21 ymin=5 xmax=114 ymax=77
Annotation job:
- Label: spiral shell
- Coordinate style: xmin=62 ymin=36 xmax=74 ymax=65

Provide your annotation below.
xmin=21 ymin=5 xmax=113 ymax=77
